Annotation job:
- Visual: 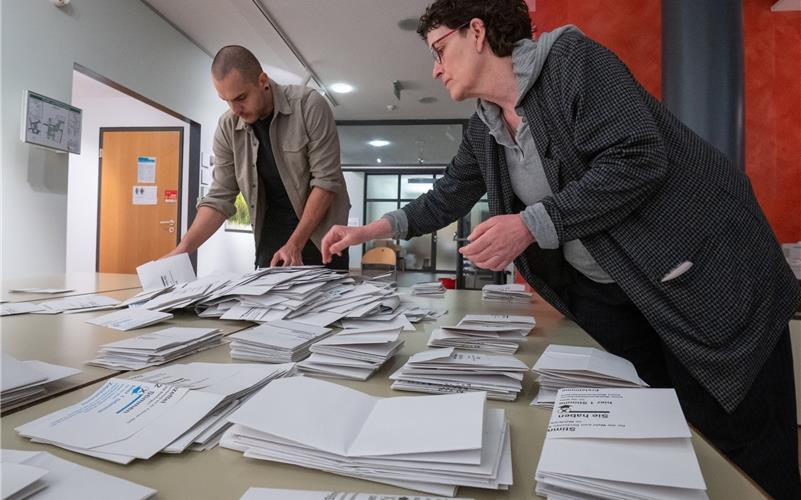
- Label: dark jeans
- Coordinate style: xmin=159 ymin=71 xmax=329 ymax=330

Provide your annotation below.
xmin=560 ymin=267 xmax=801 ymax=500
xmin=256 ymin=241 xmax=349 ymax=271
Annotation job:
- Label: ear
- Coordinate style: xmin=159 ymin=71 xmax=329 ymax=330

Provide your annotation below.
xmin=468 ymin=18 xmax=487 ymax=53
xmin=258 ymin=72 xmax=269 ymax=89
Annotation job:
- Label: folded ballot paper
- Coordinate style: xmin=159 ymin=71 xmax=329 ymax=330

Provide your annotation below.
xmin=530 ymin=345 xmax=649 ymax=408
xmin=240 ymin=488 xmax=472 ymax=500
xmin=221 ymin=377 xmax=512 ymax=496
xmin=1 ymin=449 xmax=156 ymax=500
xmin=535 ymin=388 xmax=707 ymax=500
xmin=86 ymin=308 xmax=174 ymax=331
xmin=481 ymin=283 xmax=532 ymax=303
xmin=390 ymin=347 xmax=528 ymax=401
xmin=15 ymin=363 xmax=295 ymax=463
xmin=0 ymin=302 xmax=46 ymax=316
xmin=34 ymin=294 xmax=120 ymax=315
xmin=229 ymin=320 xmax=333 ymax=363
xmin=136 ymin=252 xmax=196 ymax=291
xmin=1 ymin=353 xmax=82 ymax=407
xmin=88 ymin=327 xmax=225 ymax=370
xmin=411 ymin=281 xmax=446 ymax=296
xmin=298 ymin=325 xmax=404 ymax=380
xmin=428 ymin=314 xmax=535 ymax=354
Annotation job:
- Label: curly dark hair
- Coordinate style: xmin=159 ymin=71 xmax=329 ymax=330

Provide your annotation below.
xmin=417 ymin=0 xmax=532 ymax=57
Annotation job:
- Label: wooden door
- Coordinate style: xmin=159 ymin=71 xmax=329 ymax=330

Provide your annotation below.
xmin=97 ymin=128 xmax=182 ymax=273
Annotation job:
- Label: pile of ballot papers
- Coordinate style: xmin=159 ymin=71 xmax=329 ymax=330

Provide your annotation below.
xmin=87 ymin=327 xmax=225 ymax=370
xmin=1 ymin=449 xmax=156 ymax=500
xmin=229 ymin=320 xmax=332 ymax=363
xmin=239 ymin=488 xmax=470 ymax=500
xmin=428 ymin=314 xmax=535 ymax=354
xmin=535 ymin=388 xmax=707 ymax=499
xmin=411 ymin=281 xmax=446 ymax=296
xmin=86 ymin=308 xmax=174 ymax=331
xmin=15 ymin=362 xmax=295 ymax=462
xmin=389 ymin=347 xmax=528 ymax=401
xmin=221 ymin=377 xmax=512 ymax=496
xmin=298 ymin=325 xmax=404 ymax=380
xmin=481 ymin=283 xmax=532 ymax=303
xmin=530 ymin=344 xmax=649 ymax=408
xmin=1 ymin=353 xmax=81 ymax=408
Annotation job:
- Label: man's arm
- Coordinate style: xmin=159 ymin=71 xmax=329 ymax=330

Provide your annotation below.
xmin=164 ymin=206 xmax=227 ymax=257
xmin=270 ymin=187 xmax=335 ymax=266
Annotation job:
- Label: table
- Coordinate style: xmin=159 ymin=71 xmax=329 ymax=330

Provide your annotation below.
xmin=0 ymin=287 xmax=253 ymax=414
xmin=1 ymin=273 xmax=142 ymax=302
xmin=0 ymin=289 xmax=767 ymax=499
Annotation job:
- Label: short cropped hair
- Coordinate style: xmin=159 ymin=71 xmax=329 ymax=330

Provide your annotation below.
xmin=417 ymin=0 xmax=532 ymax=57
xmin=211 ymin=45 xmax=263 ymax=83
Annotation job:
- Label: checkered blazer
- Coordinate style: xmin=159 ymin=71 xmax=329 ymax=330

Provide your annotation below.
xmin=402 ymin=31 xmax=801 ymax=412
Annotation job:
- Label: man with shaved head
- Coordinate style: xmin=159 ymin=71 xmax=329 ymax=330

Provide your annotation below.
xmin=167 ymin=45 xmax=350 ymax=269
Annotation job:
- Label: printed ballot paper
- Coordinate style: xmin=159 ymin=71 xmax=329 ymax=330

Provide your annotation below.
xmin=136 ymin=252 xmax=196 ymax=291
xmin=535 ymin=388 xmax=707 ymax=500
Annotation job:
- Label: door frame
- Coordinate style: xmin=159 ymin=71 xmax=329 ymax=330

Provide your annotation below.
xmin=95 ymin=126 xmax=185 ymax=272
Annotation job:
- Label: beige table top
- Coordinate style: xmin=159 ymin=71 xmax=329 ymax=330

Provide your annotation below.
xmin=1 ymin=272 xmax=142 ymax=302
xmin=0 ymin=290 xmax=766 ymax=499
xmin=0 ymin=288 xmax=254 ymax=414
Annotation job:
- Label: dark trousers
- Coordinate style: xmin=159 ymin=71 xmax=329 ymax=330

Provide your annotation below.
xmin=560 ymin=267 xmax=801 ymax=500
xmin=256 ymin=241 xmax=349 ymax=271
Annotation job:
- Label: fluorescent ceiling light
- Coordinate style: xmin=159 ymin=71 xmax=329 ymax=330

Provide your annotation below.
xmin=329 ymin=82 xmax=354 ymax=93
xmin=368 ymin=139 xmax=390 ymax=147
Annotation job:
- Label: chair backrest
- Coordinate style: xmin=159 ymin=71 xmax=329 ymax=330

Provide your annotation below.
xmin=361 ymin=246 xmax=396 ymax=266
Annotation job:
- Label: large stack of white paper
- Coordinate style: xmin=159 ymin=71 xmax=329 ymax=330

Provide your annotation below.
xmin=390 ymin=347 xmax=528 ymax=401
xmin=411 ymin=281 xmax=446 ymax=296
xmin=1 ymin=353 xmax=81 ymax=407
xmin=481 ymin=283 xmax=532 ymax=303
xmin=86 ymin=308 xmax=173 ymax=331
xmin=15 ymin=362 xmax=294 ymax=463
xmin=239 ymin=488 xmax=471 ymax=500
xmin=530 ymin=344 xmax=649 ymax=408
xmin=87 ymin=327 xmax=224 ymax=370
xmin=229 ymin=320 xmax=333 ymax=363
xmin=0 ymin=449 xmax=156 ymax=499
xmin=428 ymin=314 xmax=535 ymax=354
xmin=221 ymin=377 xmax=512 ymax=496
xmin=535 ymin=388 xmax=707 ymax=499
xmin=298 ymin=325 xmax=404 ymax=380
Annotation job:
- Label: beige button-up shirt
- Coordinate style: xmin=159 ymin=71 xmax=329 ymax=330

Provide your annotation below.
xmin=198 ymin=80 xmax=350 ymax=253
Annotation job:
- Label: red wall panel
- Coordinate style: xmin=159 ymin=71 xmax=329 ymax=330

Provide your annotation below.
xmin=743 ymin=0 xmax=801 ymax=243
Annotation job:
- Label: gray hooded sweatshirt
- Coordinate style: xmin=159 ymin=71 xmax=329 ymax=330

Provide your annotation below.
xmin=385 ymin=26 xmax=613 ymax=283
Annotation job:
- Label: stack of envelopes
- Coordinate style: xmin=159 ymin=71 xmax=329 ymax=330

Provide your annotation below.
xmin=229 ymin=320 xmax=333 ymax=363
xmin=530 ymin=344 xmax=648 ymax=408
xmin=535 ymin=388 xmax=707 ymax=499
xmin=34 ymin=294 xmax=121 ymax=314
xmin=389 ymin=347 xmax=529 ymax=401
xmin=1 ymin=449 xmax=156 ymax=500
xmin=86 ymin=308 xmax=174 ymax=331
xmin=87 ymin=327 xmax=224 ymax=370
xmin=481 ymin=283 xmax=532 ymax=303
xmin=239 ymin=488 xmax=471 ymax=500
xmin=1 ymin=353 xmax=81 ymax=407
xmin=428 ymin=314 xmax=535 ymax=354
xmin=221 ymin=377 xmax=513 ymax=497
xmin=15 ymin=362 xmax=294 ymax=462
xmin=298 ymin=325 xmax=404 ymax=380
xmin=411 ymin=281 xmax=446 ymax=296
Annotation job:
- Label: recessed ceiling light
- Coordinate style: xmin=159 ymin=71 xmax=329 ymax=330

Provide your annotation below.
xmin=376 ymin=158 xmax=382 ymax=163
xmin=368 ymin=139 xmax=390 ymax=147
xmin=329 ymin=82 xmax=354 ymax=94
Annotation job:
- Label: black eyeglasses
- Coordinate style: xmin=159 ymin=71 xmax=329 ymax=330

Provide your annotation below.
xmin=429 ymin=21 xmax=470 ymax=64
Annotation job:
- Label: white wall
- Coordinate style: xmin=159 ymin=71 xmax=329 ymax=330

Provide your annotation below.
xmin=1 ymin=0 xmax=226 ymax=278
xmin=66 ymin=71 xmax=189 ymax=273
xmin=344 ymin=171 xmax=365 ymax=269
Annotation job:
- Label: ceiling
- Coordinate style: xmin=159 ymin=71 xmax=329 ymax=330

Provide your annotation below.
xmin=141 ymin=0 xmax=478 ymax=121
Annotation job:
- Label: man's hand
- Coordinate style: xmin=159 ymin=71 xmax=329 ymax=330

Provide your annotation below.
xmin=270 ymin=241 xmax=304 ymax=267
xmin=459 ymin=214 xmax=535 ymax=271
xmin=322 ymin=225 xmax=364 ymax=264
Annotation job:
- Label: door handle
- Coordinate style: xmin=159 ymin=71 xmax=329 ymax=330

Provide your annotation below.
xmin=159 ymin=220 xmax=175 ymax=225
